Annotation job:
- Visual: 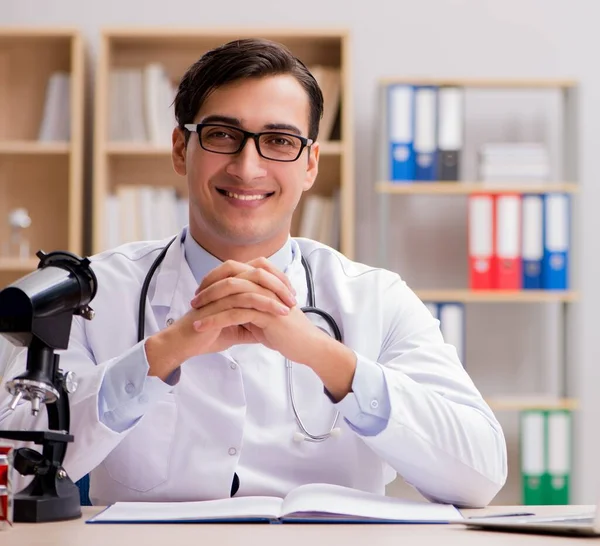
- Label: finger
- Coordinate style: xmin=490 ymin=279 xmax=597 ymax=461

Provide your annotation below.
xmin=192 ymin=277 xmax=257 ymax=308
xmin=237 ymin=267 xmax=296 ymax=308
xmin=195 ymin=260 xmax=252 ymax=295
xmin=246 ymin=257 xmax=296 ymax=295
xmin=192 ymin=292 xmax=290 ymax=323
xmin=192 ymin=269 xmax=295 ymax=309
xmin=193 ymin=308 xmax=270 ymax=332
xmin=191 ymin=276 xmax=289 ymax=309
xmin=216 ymin=292 xmax=290 ymax=316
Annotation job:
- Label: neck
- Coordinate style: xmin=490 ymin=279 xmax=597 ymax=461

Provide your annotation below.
xmin=189 ymin=226 xmax=289 ymax=263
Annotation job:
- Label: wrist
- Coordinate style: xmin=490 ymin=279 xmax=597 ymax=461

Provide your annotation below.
xmin=144 ymin=330 xmax=187 ymax=381
xmin=303 ymin=334 xmax=357 ymax=401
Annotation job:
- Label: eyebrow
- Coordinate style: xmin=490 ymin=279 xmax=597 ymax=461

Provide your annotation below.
xmin=199 ymin=115 xmax=303 ymax=136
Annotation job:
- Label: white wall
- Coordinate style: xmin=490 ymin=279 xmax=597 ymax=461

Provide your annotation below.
xmin=4 ymin=0 xmax=599 ymax=504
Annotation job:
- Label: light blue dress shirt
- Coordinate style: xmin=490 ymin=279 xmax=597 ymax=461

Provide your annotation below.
xmin=98 ymin=231 xmax=391 ymax=435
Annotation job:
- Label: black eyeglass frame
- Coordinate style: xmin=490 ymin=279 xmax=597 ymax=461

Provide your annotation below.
xmin=183 ymin=123 xmax=314 ymax=162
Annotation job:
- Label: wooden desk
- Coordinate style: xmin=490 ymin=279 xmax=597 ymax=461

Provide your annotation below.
xmin=0 ymin=505 xmax=595 ymax=545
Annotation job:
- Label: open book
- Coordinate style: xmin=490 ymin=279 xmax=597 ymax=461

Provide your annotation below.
xmin=87 ymin=483 xmax=462 ymax=524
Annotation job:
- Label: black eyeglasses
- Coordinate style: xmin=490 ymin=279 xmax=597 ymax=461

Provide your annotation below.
xmin=184 ymin=123 xmax=313 ymax=162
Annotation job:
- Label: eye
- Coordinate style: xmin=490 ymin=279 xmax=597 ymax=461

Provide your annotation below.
xmin=265 ymin=134 xmax=296 ymax=147
xmin=206 ymin=129 xmax=235 ymax=139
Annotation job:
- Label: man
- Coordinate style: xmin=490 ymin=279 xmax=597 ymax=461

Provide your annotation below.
xmin=0 ymin=38 xmax=507 ymax=507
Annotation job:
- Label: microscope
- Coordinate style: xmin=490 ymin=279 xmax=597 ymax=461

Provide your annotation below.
xmin=0 ymin=249 xmax=97 ymax=523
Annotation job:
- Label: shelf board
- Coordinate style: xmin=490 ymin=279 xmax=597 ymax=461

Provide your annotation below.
xmin=376 ymin=182 xmax=579 ymax=195
xmin=0 ymin=258 xmax=39 ymax=272
xmin=486 ymin=396 xmax=578 ymax=411
xmin=0 ymin=141 xmax=70 ymax=155
xmin=415 ymin=289 xmax=578 ymax=303
xmin=106 ymin=140 xmax=344 ymax=156
xmin=379 ymin=77 xmax=577 ymax=89
xmin=0 ymin=27 xmax=79 ymax=38
xmin=103 ymin=27 xmax=349 ymax=40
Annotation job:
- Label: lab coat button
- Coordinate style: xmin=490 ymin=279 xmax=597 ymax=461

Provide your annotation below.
xmin=230 ymin=363 xmax=237 ymax=370
xmin=228 ymin=447 xmax=237 ymax=456
xmin=370 ymin=399 xmax=379 ymax=409
xmin=125 ymin=382 xmax=135 ymax=394
xmin=166 ymin=318 xmax=174 ymax=326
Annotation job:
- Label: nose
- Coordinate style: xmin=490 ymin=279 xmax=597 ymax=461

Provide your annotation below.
xmin=225 ymin=137 xmax=267 ymax=181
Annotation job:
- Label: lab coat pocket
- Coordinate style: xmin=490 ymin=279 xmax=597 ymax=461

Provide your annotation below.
xmin=102 ymin=396 xmax=177 ymax=492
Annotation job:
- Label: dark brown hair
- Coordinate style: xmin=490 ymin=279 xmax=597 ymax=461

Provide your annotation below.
xmin=174 ymin=38 xmax=324 ymax=142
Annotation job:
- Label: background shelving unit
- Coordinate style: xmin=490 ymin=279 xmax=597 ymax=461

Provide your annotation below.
xmin=0 ymin=28 xmax=85 ymax=288
xmin=376 ymin=78 xmax=579 ymax=504
xmin=93 ymin=27 xmax=354 ymax=258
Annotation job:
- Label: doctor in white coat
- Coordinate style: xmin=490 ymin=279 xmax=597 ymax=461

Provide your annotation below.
xmin=0 ymin=38 xmax=507 ymax=508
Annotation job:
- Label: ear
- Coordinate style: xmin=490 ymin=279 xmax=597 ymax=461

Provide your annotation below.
xmin=172 ymin=127 xmax=187 ymax=176
xmin=303 ymin=141 xmax=319 ymax=192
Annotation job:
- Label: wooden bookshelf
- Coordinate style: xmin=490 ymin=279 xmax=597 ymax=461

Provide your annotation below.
xmin=414 ymin=289 xmax=579 ymax=303
xmin=0 ymin=28 xmax=85 ymax=288
xmin=93 ymin=27 xmax=354 ymax=258
xmin=486 ymin=396 xmax=579 ymax=412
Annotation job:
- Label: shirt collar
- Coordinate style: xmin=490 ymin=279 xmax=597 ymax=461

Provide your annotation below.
xmin=183 ymin=227 xmax=294 ymax=284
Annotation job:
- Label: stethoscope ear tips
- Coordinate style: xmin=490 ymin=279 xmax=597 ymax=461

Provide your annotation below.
xmin=330 ymin=427 xmax=342 ymax=438
xmin=293 ymin=432 xmax=306 ymax=443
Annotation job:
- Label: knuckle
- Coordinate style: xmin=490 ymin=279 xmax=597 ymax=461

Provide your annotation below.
xmin=225 ymin=277 xmax=239 ymax=289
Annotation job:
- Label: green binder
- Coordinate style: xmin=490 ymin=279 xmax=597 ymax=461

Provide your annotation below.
xmin=547 ymin=409 xmax=572 ymax=505
xmin=520 ymin=409 xmax=572 ymax=505
xmin=520 ymin=409 xmax=546 ymax=505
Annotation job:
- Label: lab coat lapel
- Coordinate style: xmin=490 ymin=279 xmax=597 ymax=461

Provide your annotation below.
xmin=149 ymin=229 xmax=198 ymax=323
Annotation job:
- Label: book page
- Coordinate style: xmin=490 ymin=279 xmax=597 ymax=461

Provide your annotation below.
xmin=280 ymin=483 xmax=462 ymax=522
xmin=88 ymin=496 xmax=283 ymax=523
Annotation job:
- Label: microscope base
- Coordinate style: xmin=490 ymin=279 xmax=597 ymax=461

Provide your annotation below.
xmin=14 ymin=481 xmax=82 ymax=523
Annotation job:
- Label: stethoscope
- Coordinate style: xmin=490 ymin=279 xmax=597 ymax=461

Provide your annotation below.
xmin=138 ymin=235 xmax=342 ymax=443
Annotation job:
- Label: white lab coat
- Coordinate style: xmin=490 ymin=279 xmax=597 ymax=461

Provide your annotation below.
xmin=0 ymin=230 xmax=507 ymax=507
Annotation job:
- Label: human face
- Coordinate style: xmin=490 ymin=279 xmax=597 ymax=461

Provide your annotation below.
xmin=172 ymin=74 xmax=319 ymax=261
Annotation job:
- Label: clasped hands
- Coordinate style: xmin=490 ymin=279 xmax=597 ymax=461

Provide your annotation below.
xmin=189 ymin=257 xmax=326 ymax=360
xmin=146 ymin=257 xmax=357 ymax=400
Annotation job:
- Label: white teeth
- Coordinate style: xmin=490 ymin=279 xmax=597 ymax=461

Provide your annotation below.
xmin=224 ymin=191 xmax=268 ymax=201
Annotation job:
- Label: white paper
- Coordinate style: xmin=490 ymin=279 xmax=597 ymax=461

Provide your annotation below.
xmin=89 ymin=495 xmax=282 ymax=522
xmin=280 ymin=483 xmax=463 ymax=522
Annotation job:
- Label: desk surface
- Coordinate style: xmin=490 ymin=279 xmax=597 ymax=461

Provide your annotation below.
xmin=0 ymin=505 xmax=596 ymax=545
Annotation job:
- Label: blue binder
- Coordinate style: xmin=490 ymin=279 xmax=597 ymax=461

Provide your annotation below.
xmin=387 ymin=84 xmax=415 ymax=181
xmin=413 ymin=86 xmax=438 ymax=181
xmin=542 ymin=193 xmax=570 ymax=290
xmin=522 ymin=194 xmax=544 ymax=289
xmin=424 ymin=302 xmax=465 ymax=368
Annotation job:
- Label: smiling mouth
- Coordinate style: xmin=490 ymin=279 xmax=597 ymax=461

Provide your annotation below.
xmin=216 ymin=188 xmax=275 ymax=201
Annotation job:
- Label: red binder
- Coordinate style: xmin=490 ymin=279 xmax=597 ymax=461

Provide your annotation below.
xmin=492 ymin=194 xmax=522 ymax=290
xmin=468 ymin=194 xmax=495 ymax=289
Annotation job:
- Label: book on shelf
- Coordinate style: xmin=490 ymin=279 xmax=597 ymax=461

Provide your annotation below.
xmin=104 ymin=185 xmax=187 ymax=250
xmin=468 ymin=192 xmax=570 ymax=290
xmin=109 ymin=64 xmax=177 ymax=146
xmin=478 ymin=142 xmax=550 ymax=183
xmin=382 ymin=83 xmax=464 ymax=183
xmin=107 ymin=63 xmax=340 ymax=146
xmin=309 ymin=65 xmax=341 ymax=141
xmin=86 ymin=482 xmax=462 ymax=524
xmin=38 ymin=71 xmax=71 ymax=142
xmin=297 ymin=190 xmax=340 ymax=249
